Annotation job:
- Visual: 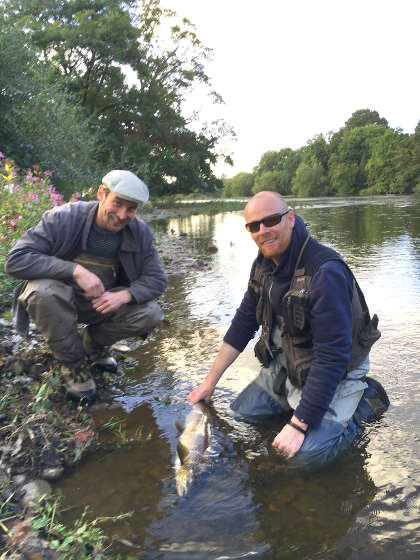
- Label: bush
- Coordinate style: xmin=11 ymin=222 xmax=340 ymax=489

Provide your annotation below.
xmin=0 ymin=153 xmax=65 ymax=256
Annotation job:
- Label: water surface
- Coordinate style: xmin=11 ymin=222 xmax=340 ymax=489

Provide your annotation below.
xmin=55 ymin=196 xmax=420 ymax=559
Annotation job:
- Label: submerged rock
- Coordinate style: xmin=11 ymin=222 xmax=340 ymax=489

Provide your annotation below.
xmin=21 ymin=480 xmax=53 ymax=507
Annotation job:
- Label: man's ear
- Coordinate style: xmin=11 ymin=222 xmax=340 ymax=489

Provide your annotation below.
xmin=97 ymin=184 xmax=105 ymax=201
xmin=288 ymin=211 xmax=295 ymax=227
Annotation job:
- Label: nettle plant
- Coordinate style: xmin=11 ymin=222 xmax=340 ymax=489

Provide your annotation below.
xmin=0 ymin=152 xmax=67 ymax=254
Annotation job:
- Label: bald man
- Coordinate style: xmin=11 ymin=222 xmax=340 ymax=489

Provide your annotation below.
xmin=188 ymin=191 xmax=389 ymax=467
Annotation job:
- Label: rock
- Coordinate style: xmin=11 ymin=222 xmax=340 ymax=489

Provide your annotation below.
xmin=12 ymin=474 xmax=27 ymax=486
xmin=19 ymin=535 xmax=59 ymax=560
xmin=21 ymin=480 xmax=52 ymax=507
xmin=28 ymin=363 xmax=46 ymax=377
xmin=11 ymin=376 xmax=34 ymax=386
xmin=41 ymin=467 xmax=64 ymax=481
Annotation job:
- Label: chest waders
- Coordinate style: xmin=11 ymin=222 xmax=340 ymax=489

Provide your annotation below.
xmin=73 ymin=251 xmax=119 ymax=291
xmin=251 ymin=235 xmax=381 ymax=389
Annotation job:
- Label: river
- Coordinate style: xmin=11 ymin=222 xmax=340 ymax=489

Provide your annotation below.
xmin=54 ymin=195 xmax=420 ymax=559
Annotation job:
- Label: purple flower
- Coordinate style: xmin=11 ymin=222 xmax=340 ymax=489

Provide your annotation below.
xmin=0 ymin=152 xmax=4 ymax=158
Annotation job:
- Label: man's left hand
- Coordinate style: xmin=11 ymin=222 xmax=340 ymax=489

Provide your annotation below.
xmin=91 ymin=290 xmax=132 ymax=314
xmin=272 ymin=416 xmax=307 ymax=459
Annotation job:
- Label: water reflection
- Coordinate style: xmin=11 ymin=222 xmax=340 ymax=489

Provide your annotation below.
xmin=54 ymin=196 xmax=420 ymax=559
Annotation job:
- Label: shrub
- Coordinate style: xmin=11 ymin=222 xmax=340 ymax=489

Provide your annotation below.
xmin=0 ymin=153 xmax=64 ymax=256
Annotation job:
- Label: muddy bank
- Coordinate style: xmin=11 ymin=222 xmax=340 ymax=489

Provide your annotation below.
xmin=0 ymin=230 xmax=213 ymax=558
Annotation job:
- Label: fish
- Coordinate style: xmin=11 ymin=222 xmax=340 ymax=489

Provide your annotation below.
xmin=174 ymin=401 xmax=212 ymax=496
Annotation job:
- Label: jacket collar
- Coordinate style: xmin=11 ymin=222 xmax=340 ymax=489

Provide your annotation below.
xmin=82 ymin=201 xmax=140 ymax=252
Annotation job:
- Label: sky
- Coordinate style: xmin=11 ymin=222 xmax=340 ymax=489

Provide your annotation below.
xmin=163 ymin=0 xmax=419 ymax=178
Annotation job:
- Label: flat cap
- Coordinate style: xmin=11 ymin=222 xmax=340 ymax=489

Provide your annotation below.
xmin=101 ymin=170 xmax=149 ymax=203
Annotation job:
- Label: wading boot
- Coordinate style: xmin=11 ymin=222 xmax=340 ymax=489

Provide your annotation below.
xmin=61 ymin=362 xmax=96 ymax=404
xmin=88 ymin=349 xmax=118 ymax=372
xmin=82 ymin=328 xmax=118 ymax=372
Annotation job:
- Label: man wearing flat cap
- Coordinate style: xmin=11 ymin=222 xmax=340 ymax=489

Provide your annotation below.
xmin=6 ymin=170 xmax=167 ymax=402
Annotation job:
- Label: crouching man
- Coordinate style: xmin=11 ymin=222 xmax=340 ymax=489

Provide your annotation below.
xmin=5 ymin=170 xmax=167 ymax=402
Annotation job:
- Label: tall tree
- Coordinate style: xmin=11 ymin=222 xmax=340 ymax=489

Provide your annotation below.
xmin=345 ymin=108 xmax=388 ymax=129
xmin=366 ymin=127 xmax=420 ymax=194
xmin=0 ymin=22 xmax=101 ymax=194
xmin=328 ymin=124 xmax=387 ymax=195
xmin=253 ymin=148 xmax=301 ymax=194
xmin=5 ymin=0 xmax=231 ymax=194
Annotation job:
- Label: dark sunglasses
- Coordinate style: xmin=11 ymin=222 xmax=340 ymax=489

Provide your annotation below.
xmin=245 ymin=210 xmax=289 ymax=233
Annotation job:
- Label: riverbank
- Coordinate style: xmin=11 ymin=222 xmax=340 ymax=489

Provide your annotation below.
xmin=0 ymin=229 xmax=213 ymax=559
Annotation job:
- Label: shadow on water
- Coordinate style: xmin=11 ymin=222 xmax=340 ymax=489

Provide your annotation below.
xmin=54 ymin=196 xmax=420 ymax=559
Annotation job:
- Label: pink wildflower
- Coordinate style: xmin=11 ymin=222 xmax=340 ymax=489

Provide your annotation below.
xmin=0 ymin=152 xmax=4 ymax=158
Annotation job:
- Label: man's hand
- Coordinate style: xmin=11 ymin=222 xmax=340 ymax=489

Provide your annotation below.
xmin=187 ymin=381 xmax=215 ymax=404
xmin=73 ymin=264 xmax=105 ymax=299
xmin=91 ymin=290 xmax=132 ymax=314
xmin=272 ymin=416 xmax=307 ymax=459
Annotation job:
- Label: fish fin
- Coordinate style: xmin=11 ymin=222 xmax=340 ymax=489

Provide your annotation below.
xmin=176 ymin=441 xmax=189 ymax=464
xmin=175 ymin=421 xmax=184 ymax=433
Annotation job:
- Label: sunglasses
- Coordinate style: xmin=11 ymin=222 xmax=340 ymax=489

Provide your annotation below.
xmin=245 ymin=210 xmax=289 ymax=233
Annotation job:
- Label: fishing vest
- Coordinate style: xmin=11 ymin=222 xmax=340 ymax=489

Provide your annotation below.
xmin=250 ymin=234 xmax=381 ymax=388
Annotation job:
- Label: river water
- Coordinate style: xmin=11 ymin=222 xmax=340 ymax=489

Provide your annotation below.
xmin=55 ymin=196 xmax=420 ymax=559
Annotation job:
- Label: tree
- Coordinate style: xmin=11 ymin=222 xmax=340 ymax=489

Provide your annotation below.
xmin=252 ymin=170 xmax=284 ymax=194
xmin=365 ymin=127 xmax=420 ymax=194
xmin=291 ymin=163 xmax=328 ymax=197
xmin=328 ymin=124 xmax=387 ymax=194
xmin=223 ymin=172 xmax=254 ymax=197
xmin=5 ymin=0 xmax=232 ymax=195
xmin=253 ymin=148 xmax=301 ymax=194
xmin=0 ymin=24 xmax=101 ymax=195
xmin=345 ymin=109 xmax=388 ymax=129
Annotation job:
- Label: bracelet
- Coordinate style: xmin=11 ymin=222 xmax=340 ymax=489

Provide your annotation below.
xmin=287 ymin=420 xmax=307 ymax=436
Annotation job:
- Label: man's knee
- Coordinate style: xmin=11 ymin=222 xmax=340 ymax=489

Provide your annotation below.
xmin=20 ymin=279 xmax=73 ymax=309
xmin=109 ymin=299 xmax=164 ymax=337
xmin=141 ymin=300 xmax=164 ymax=328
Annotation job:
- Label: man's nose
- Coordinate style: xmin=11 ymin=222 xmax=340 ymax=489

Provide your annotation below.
xmin=116 ymin=207 xmax=129 ymax=221
xmin=258 ymin=222 xmax=270 ymax=234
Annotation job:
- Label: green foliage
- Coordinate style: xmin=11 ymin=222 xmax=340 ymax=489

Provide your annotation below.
xmin=328 ymin=124 xmax=388 ymax=195
xmin=223 ymin=172 xmax=254 ymax=197
xmin=253 ymin=148 xmax=301 ymax=194
xmin=0 ymin=156 xmax=64 ymax=258
xmin=365 ymin=127 xmax=420 ymax=194
xmin=3 ymin=0 xmax=232 ymax=196
xmin=292 ymin=163 xmax=328 ymax=197
xmin=0 ymin=26 xmax=102 ymax=195
xmin=30 ymin=494 xmax=131 ymax=559
xmin=252 ymin=170 xmax=283 ymax=194
xmin=345 ymin=108 xmax=388 ymax=129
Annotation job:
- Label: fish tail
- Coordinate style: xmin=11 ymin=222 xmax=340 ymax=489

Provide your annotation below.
xmin=176 ymin=466 xmax=191 ymax=496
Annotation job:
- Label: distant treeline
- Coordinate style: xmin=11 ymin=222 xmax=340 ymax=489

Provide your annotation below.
xmin=223 ymin=109 xmax=420 ymax=198
xmin=0 ymin=0 xmax=233 ymax=199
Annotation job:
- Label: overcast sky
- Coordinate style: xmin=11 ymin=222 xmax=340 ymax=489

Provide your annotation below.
xmin=165 ymin=0 xmax=419 ymax=177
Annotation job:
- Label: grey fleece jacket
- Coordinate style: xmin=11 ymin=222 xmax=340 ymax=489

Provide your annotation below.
xmin=5 ymin=201 xmax=167 ymax=308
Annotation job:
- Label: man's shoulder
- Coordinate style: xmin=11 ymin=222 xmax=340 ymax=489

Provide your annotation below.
xmin=44 ymin=200 xmax=96 ymax=219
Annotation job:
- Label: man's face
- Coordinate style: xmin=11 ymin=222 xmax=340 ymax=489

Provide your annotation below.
xmin=244 ymin=193 xmax=295 ymax=264
xmin=96 ymin=185 xmax=138 ymax=231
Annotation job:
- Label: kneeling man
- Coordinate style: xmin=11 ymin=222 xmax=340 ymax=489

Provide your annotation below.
xmin=188 ymin=191 xmax=389 ymax=466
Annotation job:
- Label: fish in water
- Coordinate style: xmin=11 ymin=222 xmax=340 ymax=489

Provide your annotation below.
xmin=175 ymin=401 xmax=212 ymax=496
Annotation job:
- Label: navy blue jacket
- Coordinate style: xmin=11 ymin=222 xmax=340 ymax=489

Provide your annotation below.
xmin=224 ymin=215 xmax=354 ymax=427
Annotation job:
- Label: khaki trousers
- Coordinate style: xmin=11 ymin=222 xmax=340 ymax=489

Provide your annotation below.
xmin=18 ymin=279 xmax=163 ymax=366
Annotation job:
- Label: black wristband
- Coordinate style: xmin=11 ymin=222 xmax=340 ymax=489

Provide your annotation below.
xmin=287 ymin=420 xmax=307 ymax=436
